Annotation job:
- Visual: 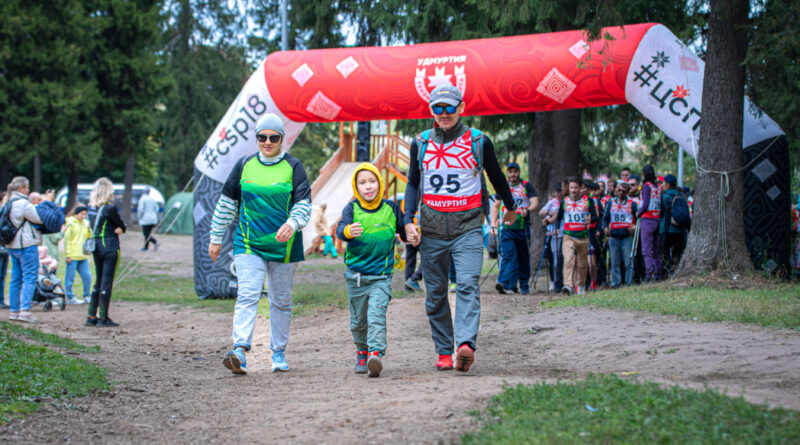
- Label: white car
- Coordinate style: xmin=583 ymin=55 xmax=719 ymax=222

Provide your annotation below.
xmin=55 ymin=184 xmax=165 ymax=225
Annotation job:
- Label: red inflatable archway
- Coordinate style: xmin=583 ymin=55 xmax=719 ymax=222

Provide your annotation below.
xmin=192 ymin=23 xmax=788 ymax=298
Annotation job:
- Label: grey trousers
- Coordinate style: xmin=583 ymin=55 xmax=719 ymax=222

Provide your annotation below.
xmin=420 ymin=228 xmax=483 ymax=354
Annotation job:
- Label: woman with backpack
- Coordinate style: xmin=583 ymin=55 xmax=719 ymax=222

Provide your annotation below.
xmin=660 ymin=174 xmax=689 ymax=275
xmin=85 ymin=178 xmax=126 ymax=327
xmin=2 ymin=177 xmax=45 ymax=323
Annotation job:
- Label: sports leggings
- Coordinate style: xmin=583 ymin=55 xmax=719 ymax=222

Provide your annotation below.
xmin=89 ymin=244 xmax=120 ymax=319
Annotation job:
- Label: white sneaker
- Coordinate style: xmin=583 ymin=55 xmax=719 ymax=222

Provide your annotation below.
xmin=9 ymin=311 xmax=19 ymax=321
xmin=548 ymin=283 xmax=555 ymax=292
xmin=67 ymin=297 xmax=83 ymax=305
xmin=17 ymin=311 xmax=39 ymax=323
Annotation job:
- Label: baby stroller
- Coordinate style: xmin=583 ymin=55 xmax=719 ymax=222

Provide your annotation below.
xmin=33 ymin=264 xmax=66 ymax=311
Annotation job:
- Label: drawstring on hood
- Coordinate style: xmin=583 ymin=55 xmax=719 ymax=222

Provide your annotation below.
xmin=351 ymin=163 xmax=384 ymax=211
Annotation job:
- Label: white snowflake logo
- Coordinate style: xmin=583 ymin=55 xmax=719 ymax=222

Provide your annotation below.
xmin=427 ymin=67 xmax=453 ymax=89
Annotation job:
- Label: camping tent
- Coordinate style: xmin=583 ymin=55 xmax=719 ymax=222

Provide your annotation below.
xmin=160 ymin=192 xmax=193 ymax=235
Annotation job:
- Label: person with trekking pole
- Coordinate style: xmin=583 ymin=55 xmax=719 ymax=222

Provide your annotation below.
xmin=403 ymin=85 xmax=516 ymax=372
xmin=490 ymin=162 xmax=538 ymax=294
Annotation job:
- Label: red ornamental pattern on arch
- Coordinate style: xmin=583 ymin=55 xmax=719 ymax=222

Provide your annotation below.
xmin=264 ymin=24 xmax=655 ymax=122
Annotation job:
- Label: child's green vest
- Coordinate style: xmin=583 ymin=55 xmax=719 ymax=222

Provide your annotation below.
xmin=345 ymin=202 xmax=396 ymax=275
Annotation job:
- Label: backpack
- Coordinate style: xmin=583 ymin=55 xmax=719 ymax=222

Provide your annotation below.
xmin=0 ymin=199 xmax=22 ymax=245
xmin=35 ymin=201 xmax=65 ymax=234
xmin=416 ymin=128 xmax=491 ymax=216
xmin=670 ymin=192 xmax=691 ymax=230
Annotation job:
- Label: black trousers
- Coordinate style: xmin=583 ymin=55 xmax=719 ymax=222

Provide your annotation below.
xmin=664 ymin=232 xmax=686 ymax=275
xmin=405 ymin=243 xmax=423 ymax=282
xmin=89 ymin=245 xmax=119 ymax=319
xmin=142 ymin=224 xmax=157 ymax=249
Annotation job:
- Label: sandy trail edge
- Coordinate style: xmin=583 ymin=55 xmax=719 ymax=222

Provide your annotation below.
xmin=1 ymin=291 xmax=799 ymax=444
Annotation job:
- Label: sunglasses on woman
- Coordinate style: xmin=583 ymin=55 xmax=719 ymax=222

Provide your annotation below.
xmin=431 ymin=104 xmax=459 ymax=115
xmin=256 ymin=133 xmax=282 ymax=143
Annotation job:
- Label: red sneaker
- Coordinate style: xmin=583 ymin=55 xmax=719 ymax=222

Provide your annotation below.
xmin=455 ymin=344 xmax=474 ymax=372
xmin=435 ymin=354 xmax=453 ymax=371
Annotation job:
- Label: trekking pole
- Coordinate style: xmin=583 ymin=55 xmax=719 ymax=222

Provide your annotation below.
xmin=479 ymin=259 xmax=498 ymax=287
xmin=629 ymin=219 xmax=641 ymax=261
xmin=532 ymin=232 xmax=551 ymax=290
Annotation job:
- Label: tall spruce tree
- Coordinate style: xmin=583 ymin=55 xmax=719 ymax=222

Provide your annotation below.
xmin=0 ymin=0 xmax=103 ymax=208
xmin=91 ymin=0 xmax=169 ymax=222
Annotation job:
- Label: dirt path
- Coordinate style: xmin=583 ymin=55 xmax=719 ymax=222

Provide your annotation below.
xmin=2 ymin=291 xmax=799 ymax=444
xmin=2 ymin=234 xmax=799 ymax=443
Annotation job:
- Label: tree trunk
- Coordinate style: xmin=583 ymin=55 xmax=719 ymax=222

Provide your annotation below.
xmin=122 ymin=153 xmax=135 ymax=224
xmin=33 ymin=153 xmax=42 ymax=192
xmin=66 ymin=166 xmax=80 ymax=212
xmin=0 ymin=163 xmax=8 ymax=191
xmin=528 ymin=109 xmax=582 ymax=287
xmin=674 ymin=0 xmax=752 ymax=278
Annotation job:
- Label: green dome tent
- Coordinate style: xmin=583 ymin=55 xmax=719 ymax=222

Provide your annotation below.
xmin=160 ymin=192 xmax=193 ymax=235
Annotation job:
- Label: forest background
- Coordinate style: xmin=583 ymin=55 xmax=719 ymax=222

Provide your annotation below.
xmin=1 ymin=0 xmax=798 ymax=221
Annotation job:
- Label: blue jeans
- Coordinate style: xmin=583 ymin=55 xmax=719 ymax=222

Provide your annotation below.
xmin=609 ymin=236 xmax=633 ymax=287
xmin=0 ymin=252 xmax=8 ymax=304
xmin=65 ymin=259 xmax=92 ymax=299
xmin=420 ymin=228 xmax=483 ymax=354
xmin=232 ymin=254 xmax=297 ymax=352
xmin=497 ymin=229 xmax=531 ymax=292
xmin=8 ymin=245 xmax=39 ymax=312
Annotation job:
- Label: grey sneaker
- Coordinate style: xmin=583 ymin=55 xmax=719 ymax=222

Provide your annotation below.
xmin=9 ymin=311 xmax=20 ymax=321
xmin=17 ymin=311 xmax=39 ymax=324
xmin=367 ymin=352 xmax=383 ymax=378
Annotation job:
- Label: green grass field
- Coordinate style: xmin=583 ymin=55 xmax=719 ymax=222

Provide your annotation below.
xmin=463 ymin=374 xmax=800 ymax=444
xmin=0 ymin=322 xmax=107 ymax=423
xmin=547 ymin=283 xmax=800 ymax=330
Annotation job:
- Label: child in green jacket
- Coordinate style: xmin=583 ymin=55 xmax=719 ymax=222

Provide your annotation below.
xmin=337 ymin=163 xmax=406 ymax=377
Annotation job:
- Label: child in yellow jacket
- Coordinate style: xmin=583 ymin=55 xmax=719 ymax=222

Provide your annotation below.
xmin=63 ymin=206 xmax=93 ymax=305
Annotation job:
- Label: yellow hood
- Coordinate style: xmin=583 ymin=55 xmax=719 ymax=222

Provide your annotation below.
xmin=351 ymin=163 xmax=384 ymax=210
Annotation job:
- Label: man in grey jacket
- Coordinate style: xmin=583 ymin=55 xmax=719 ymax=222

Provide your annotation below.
xmin=137 ymin=187 xmax=160 ymax=252
xmin=4 ymin=177 xmax=46 ymax=323
xmin=404 ymin=85 xmax=517 ymax=372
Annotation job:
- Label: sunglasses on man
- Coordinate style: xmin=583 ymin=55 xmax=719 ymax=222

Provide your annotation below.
xmin=431 ymin=104 xmax=459 ymax=115
xmin=256 ymin=133 xmax=282 ymax=143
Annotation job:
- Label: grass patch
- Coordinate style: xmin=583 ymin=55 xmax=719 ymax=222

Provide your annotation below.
xmin=112 ymin=274 xmax=349 ymax=317
xmin=0 ymin=329 xmax=108 ymax=424
xmin=0 ymin=322 xmax=99 ymax=352
xmin=291 ymin=281 xmax=349 ymax=317
xmin=113 ymin=275 xmax=236 ymax=312
xmin=546 ymin=283 xmax=800 ymax=330
xmin=463 ymin=374 xmax=800 ymax=444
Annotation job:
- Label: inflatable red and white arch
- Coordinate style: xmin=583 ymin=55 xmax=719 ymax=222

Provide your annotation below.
xmin=195 ymin=22 xmax=782 ymax=182
xmin=191 ymin=23 xmax=789 ymax=298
